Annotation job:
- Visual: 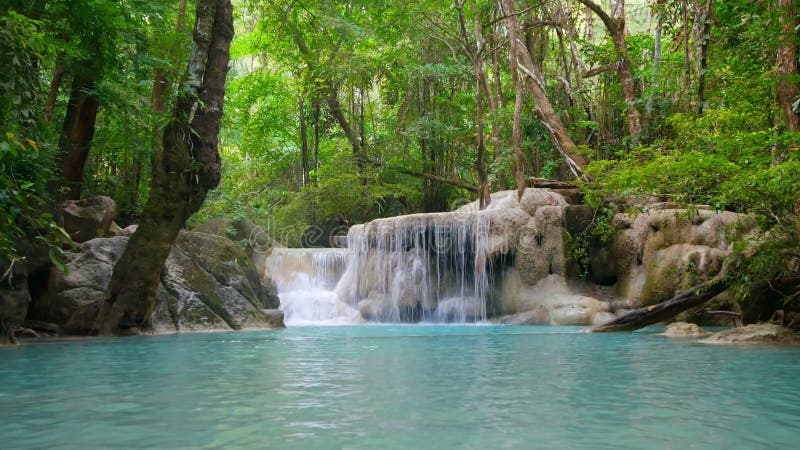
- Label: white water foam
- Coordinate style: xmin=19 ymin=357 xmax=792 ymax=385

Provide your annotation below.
xmin=265 ymin=212 xmax=493 ymax=325
xmin=264 ymin=248 xmax=362 ymax=326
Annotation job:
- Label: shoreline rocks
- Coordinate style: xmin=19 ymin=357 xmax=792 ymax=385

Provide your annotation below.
xmin=660 ymin=322 xmax=710 ymax=337
xmin=27 ymin=230 xmax=285 ymax=337
xmin=702 ymin=324 xmax=799 ymax=345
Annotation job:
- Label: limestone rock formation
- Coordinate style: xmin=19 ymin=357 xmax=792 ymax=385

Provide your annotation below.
xmin=31 ymin=230 xmax=284 ymax=335
xmin=150 ymin=230 xmax=282 ymax=332
xmin=702 ymin=324 xmax=799 ymax=345
xmin=192 ymin=218 xmax=279 ymax=306
xmin=612 ymin=207 xmax=752 ymax=308
xmin=58 ymin=195 xmax=117 ymax=243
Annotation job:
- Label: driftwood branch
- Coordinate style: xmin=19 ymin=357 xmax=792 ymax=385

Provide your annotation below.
xmin=701 ymin=310 xmax=741 ymax=317
xmin=585 ymin=276 xmax=730 ymax=332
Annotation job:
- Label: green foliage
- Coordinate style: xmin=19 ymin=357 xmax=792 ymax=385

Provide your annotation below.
xmin=0 ymin=10 xmax=68 ymax=267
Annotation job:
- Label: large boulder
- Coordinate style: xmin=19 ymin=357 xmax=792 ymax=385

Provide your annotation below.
xmin=33 ymin=230 xmax=284 ymax=334
xmin=31 ymin=236 xmax=128 ymax=325
xmin=150 ymin=231 xmax=282 ymax=331
xmin=58 ymin=196 xmax=117 ymax=243
xmin=191 ymin=219 xmax=279 ymax=305
xmin=702 ymin=324 xmax=799 ymax=345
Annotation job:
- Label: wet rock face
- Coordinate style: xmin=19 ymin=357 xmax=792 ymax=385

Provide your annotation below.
xmin=151 ymin=231 xmax=283 ymax=332
xmin=702 ymin=324 xmax=799 ymax=345
xmin=58 ymin=196 xmax=117 ymax=243
xmin=31 ymin=236 xmax=129 ymax=325
xmin=612 ymin=208 xmax=751 ymax=308
xmin=32 ymin=230 xmax=284 ymax=335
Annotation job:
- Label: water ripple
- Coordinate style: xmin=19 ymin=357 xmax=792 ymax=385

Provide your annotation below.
xmin=1 ymin=325 xmax=799 ymax=449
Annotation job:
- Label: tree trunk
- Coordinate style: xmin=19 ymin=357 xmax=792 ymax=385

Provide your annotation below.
xmin=696 ymin=0 xmax=713 ymax=115
xmin=775 ymin=0 xmax=799 ymax=164
xmin=298 ymin=94 xmax=310 ymax=186
xmin=509 ymin=10 xmax=526 ymax=201
xmin=312 ymin=100 xmax=320 ymax=177
xmin=94 ymin=0 xmax=233 ymax=335
xmin=578 ymin=0 xmax=642 ymax=144
xmin=500 ymin=0 xmax=586 ymax=176
xmin=44 ymin=58 xmax=65 ymax=122
xmin=327 ymin=89 xmax=366 ymax=168
xmin=587 ymin=276 xmax=730 ymax=332
xmin=682 ymin=0 xmax=691 ymax=104
xmin=58 ymin=74 xmax=100 ymax=199
xmin=455 ymin=0 xmax=491 ymax=208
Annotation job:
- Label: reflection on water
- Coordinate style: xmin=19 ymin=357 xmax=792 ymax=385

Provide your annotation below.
xmin=1 ymin=326 xmax=800 ymax=449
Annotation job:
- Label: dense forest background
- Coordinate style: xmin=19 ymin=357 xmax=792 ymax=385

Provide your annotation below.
xmin=1 ymin=0 xmax=798 ymax=303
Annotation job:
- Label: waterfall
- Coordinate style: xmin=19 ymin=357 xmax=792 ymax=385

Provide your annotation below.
xmin=334 ymin=211 xmax=492 ymax=323
xmin=264 ymin=212 xmax=493 ymax=324
xmin=264 ymin=248 xmax=362 ymax=325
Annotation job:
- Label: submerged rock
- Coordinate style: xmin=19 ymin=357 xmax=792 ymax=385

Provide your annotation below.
xmin=32 ymin=230 xmax=284 ymax=335
xmin=702 ymin=324 xmax=799 ymax=345
xmin=661 ymin=322 xmax=710 ymax=337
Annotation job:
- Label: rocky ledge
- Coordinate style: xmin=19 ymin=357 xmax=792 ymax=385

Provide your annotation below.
xmin=20 ymin=229 xmax=284 ymax=340
xmin=701 ymin=324 xmax=799 ymax=345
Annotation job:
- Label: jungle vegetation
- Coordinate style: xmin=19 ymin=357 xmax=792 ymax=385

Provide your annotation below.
xmin=1 ymin=0 xmax=798 ymax=314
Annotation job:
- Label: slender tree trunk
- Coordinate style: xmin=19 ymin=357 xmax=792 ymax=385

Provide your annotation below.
xmin=455 ymin=0 xmax=491 ymax=207
xmin=775 ymin=0 xmax=799 ymax=163
xmin=327 ymin=88 xmax=365 ymax=168
xmin=474 ymin=2 xmax=503 ymax=193
xmin=489 ymin=29 xmax=506 ymax=109
xmin=94 ymin=0 xmax=233 ymax=335
xmin=696 ymin=0 xmax=713 ymax=115
xmin=646 ymin=9 xmax=663 ymax=128
xmin=298 ymin=95 xmax=310 ymax=186
xmin=585 ymin=5 xmax=594 ymax=44
xmin=44 ymin=58 xmax=66 ymax=122
xmin=58 ymin=74 xmax=100 ymax=199
xmin=312 ymin=100 xmax=320 ymax=177
xmin=578 ymin=0 xmax=642 ymax=144
xmin=510 ymin=12 xmax=526 ymax=201
xmin=682 ymin=0 xmax=691 ymax=104
xmin=500 ymin=0 xmax=586 ymax=176
xmin=359 ymin=87 xmax=366 ymax=156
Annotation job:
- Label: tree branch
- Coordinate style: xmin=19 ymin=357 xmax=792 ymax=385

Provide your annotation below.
xmin=582 ymin=62 xmax=618 ymax=78
xmin=576 ymin=0 xmax=617 ymax=33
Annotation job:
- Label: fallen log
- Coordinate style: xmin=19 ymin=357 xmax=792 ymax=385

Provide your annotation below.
xmin=526 ymin=177 xmax=576 ymax=189
xmin=585 ymin=276 xmax=730 ymax=332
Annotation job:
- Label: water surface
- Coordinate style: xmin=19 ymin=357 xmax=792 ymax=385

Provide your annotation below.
xmin=2 ymin=325 xmax=799 ymax=449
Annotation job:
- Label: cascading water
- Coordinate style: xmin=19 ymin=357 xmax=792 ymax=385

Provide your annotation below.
xmin=264 ymin=248 xmax=362 ymax=325
xmin=265 ymin=211 xmax=494 ymax=325
xmin=335 ymin=212 xmax=492 ymax=322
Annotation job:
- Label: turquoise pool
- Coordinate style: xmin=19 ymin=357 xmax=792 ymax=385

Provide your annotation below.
xmin=1 ymin=325 xmax=799 ymax=448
